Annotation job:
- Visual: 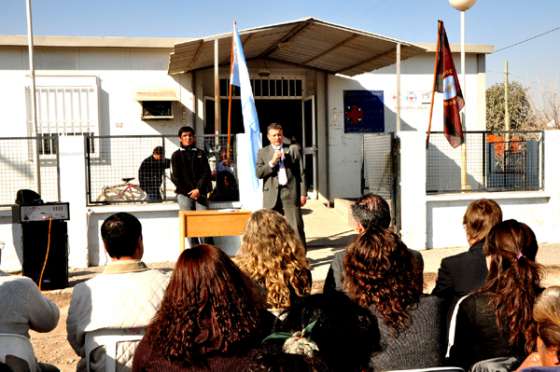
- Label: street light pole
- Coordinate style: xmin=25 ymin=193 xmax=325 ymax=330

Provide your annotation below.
xmin=449 ymin=0 xmax=477 ymax=191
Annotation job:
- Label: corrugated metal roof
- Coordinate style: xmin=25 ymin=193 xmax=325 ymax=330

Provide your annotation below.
xmin=168 ymin=18 xmax=426 ymax=76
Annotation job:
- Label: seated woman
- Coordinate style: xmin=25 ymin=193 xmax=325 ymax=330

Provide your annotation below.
xmin=517 ymin=286 xmax=560 ymax=370
xmin=343 ymin=225 xmax=443 ymax=370
xmin=0 ymin=268 xmax=60 ymax=371
xmin=449 ymin=219 xmax=542 ymax=370
xmin=132 ymin=244 xmax=274 ymax=371
xmin=234 ymin=209 xmax=311 ymax=314
xmin=257 ymin=292 xmax=381 ymax=372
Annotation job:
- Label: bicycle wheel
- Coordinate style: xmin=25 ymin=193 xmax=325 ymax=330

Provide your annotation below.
xmin=123 ymin=184 xmax=147 ymax=201
xmin=102 ymin=185 xmax=126 ymax=201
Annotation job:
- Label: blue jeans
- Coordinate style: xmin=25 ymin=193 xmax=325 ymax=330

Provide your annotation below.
xmin=177 ymin=194 xmax=210 ymax=248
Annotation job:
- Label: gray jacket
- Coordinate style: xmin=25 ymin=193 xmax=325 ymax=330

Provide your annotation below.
xmin=256 ymin=144 xmax=306 ymax=208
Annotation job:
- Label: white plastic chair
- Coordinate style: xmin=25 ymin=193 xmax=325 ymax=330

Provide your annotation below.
xmin=84 ymin=329 xmax=144 ymax=372
xmin=0 ymin=333 xmax=37 ymax=372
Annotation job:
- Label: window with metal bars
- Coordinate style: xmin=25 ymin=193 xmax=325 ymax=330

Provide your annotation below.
xmin=219 ymin=78 xmax=303 ymax=98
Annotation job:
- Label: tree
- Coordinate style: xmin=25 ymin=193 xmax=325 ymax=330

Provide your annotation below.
xmin=486 ymin=81 xmax=536 ymax=132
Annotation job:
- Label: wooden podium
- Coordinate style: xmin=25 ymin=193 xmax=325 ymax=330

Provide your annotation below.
xmin=178 ymin=210 xmax=251 ymax=251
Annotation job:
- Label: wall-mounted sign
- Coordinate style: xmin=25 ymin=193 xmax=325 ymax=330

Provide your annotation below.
xmin=344 ymin=90 xmax=384 ymax=133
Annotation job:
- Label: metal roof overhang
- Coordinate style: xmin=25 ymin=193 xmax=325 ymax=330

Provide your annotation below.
xmin=168 ymin=18 xmax=426 ymax=77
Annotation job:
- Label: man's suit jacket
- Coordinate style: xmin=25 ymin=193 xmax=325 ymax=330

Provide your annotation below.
xmin=256 ymin=144 xmax=306 ymax=209
xmin=432 ymin=240 xmax=488 ymax=323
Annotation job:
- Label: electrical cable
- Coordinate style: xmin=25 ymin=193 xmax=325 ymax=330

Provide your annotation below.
xmin=493 ymin=25 xmax=560 ymax=54
xmin=38 ymin=218 xmax=52 ymax=291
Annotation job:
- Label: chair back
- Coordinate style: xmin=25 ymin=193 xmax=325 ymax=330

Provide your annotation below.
xmin=0 ymin=333 xmax=37 ymax=372
xmin=85 ymin=328 xmax=144 ymax=372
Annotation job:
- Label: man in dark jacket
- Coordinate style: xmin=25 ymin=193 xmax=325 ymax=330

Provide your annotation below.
xmin=432 ymin=198 xmax=503 ymax=325
xmin=171 ymin=126 xmax=212 ymax=211
xmin=138 ymin=146 xmax=170 ymax=201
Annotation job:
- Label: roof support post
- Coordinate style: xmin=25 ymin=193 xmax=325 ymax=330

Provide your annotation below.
xmin=395 ymin=42 xmax=401 ymax=133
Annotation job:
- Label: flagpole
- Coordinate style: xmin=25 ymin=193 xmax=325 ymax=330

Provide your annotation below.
xmin=226 ymin=24 xmax=235 ymax=163
xmin=426 ymin=21 xmax=442 ymax=148
xmin=26 ymin=0 xmax=41 ymax=194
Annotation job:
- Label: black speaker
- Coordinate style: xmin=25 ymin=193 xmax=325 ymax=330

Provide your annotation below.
xmin=22 ymin=220 xmax=69 ymax=290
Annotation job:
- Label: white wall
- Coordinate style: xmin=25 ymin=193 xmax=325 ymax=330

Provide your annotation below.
xmin=327 ymin=53 xmax=485 ymax=199
xmin=0 ymin=47 xmax=194 ymax=138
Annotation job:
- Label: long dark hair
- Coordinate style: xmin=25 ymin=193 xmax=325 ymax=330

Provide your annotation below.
xmin=343 ymin=225 xmax=422 ymax=332
xmin=144 ymin=244 xmax=266 ymax=366
xmin=481 ymin=219 xmax=542 ymax=353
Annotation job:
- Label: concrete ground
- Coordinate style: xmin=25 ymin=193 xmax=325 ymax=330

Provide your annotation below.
xmin=303 ymin=198 xmax=560 ymax=290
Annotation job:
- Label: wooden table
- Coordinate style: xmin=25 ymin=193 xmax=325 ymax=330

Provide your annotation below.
xmin=178 ymin=209 xmax=252 ymax=251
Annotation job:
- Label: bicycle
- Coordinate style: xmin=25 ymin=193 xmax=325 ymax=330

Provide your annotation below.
xmin=96 ymin=177 xmax=147 ymax=202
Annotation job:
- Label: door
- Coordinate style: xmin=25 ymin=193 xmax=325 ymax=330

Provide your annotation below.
xmin=302 ymin=96 xmax=317 ymax=197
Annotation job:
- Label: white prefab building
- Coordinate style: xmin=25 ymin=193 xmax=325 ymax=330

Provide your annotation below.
xmin=1 ymin=18 xmax=557 ymax=272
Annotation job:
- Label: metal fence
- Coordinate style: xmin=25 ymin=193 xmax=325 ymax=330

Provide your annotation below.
xmin=426 ymin=131 xmax=544 ymax=194
xmin=85 ymin=134 xmax=236 ymax=205
xmin=362 ymin=132 xmax=399 ymax=229
xmin=0 ymin=136 xmax=60 ymax=206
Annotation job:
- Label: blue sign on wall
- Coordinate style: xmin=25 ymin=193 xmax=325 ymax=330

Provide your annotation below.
xmin=344 ymin=90 xmax=384 ymax=133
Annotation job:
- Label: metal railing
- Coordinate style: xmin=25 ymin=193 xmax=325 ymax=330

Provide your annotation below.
xmin=0 ymin=136 xmax=60 ymax=206
xmin=85 ymin=134 xmax=236 ymax=205
xmin=426 ymin=130 xmax=544 ymax=194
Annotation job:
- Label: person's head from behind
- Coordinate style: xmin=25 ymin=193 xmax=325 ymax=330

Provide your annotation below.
xmin=152 ymin=146 xmax=163 ymax=160
xmin=266 ymin=292 xmax=380 ymax=372
xmin=344 ymin=225 xmax=421 ymax=332
xmin=146 ymin=244 xmax=265 ymax=365
xmin=177 ymin=126 xmax=195 ymax=148
xmin=237 ymin=209 xmax=310 ymax=309
xmin=350 ymin=193 xmax=391 ymax=233
xmin=463 ymin=198 xmax=502 ymax=245
xmin=100 ymin=212 xmax=142 ymax=259
xmin=482 ymin=219 xmax=542 ymax=353
xmin=534 ymin=286 xmax=560 ymax=367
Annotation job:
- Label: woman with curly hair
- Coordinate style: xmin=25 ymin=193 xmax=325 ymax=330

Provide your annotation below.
xmin=449 ymin=219 xmax=542 ymax=370
xmin=132 ymin=244 xmax=273 ymax=371
xmin=343 ymin=225 xmax=443 ymax=370
xmin=234 ymin=209 xmax=311 ymax=313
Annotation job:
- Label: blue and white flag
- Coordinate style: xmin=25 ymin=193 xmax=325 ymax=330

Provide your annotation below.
xmin=230 ymin=22 xmax=262 ymax=210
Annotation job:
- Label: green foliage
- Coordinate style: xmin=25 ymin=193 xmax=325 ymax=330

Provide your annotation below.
xmin=486 ymin=81 xmax=536 ymax=132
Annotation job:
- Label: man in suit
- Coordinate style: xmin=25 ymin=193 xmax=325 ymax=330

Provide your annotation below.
xmin=432 ymin=198 xmax=503 ymax=324
xmin=256 ymin=123 xmax=307 ymax=244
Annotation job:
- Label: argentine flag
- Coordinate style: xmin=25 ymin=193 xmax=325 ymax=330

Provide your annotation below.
xmin=230 ymin=22 xmax=263 ymax=211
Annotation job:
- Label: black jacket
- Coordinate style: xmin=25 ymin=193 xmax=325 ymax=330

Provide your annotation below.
xmin=138 ymin=156 xmax=170 ymax=194
xmin=432 ymin=240 xmax=488 ymax=325
xmin=171 ymin=145 xmax=212 ymax=203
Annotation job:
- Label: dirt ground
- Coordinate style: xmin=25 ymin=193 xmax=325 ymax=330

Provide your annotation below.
xmin=29 ymin=264 xmax=560 ymax=372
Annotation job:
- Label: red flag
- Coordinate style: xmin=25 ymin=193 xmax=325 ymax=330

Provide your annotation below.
xmin=427 ymin=20 xmax=464 ymax=148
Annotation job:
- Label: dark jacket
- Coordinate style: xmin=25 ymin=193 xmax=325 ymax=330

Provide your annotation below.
xmin=448 ymin=292 xmax=527 ymax=371
xmin=432 ymin=240 xmax=488 ymax=325
xmin=171 ymin=145 xmax=212 ymax=204
xmin=138 ymin=156 xmax=170 ymax=195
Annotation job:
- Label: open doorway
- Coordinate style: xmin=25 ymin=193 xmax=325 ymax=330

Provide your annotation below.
xmin=205 ymin=98 xmax=315 ymax=193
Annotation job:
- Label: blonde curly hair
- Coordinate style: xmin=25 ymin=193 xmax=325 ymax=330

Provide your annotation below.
xmin=235 ymin=209 xmax=311 ymax=310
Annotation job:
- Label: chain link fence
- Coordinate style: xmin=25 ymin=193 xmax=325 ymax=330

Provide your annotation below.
xmin=0 ymin=136 xmax=60 ymax=206
xmin=427 ymin=131 xmax=543 ymax=193
xmin=85 ymin=134 xmax=236 ymax=205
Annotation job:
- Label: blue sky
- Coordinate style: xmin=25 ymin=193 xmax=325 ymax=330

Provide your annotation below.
xmin=2 ymin=0 xmax=559 ymax=100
